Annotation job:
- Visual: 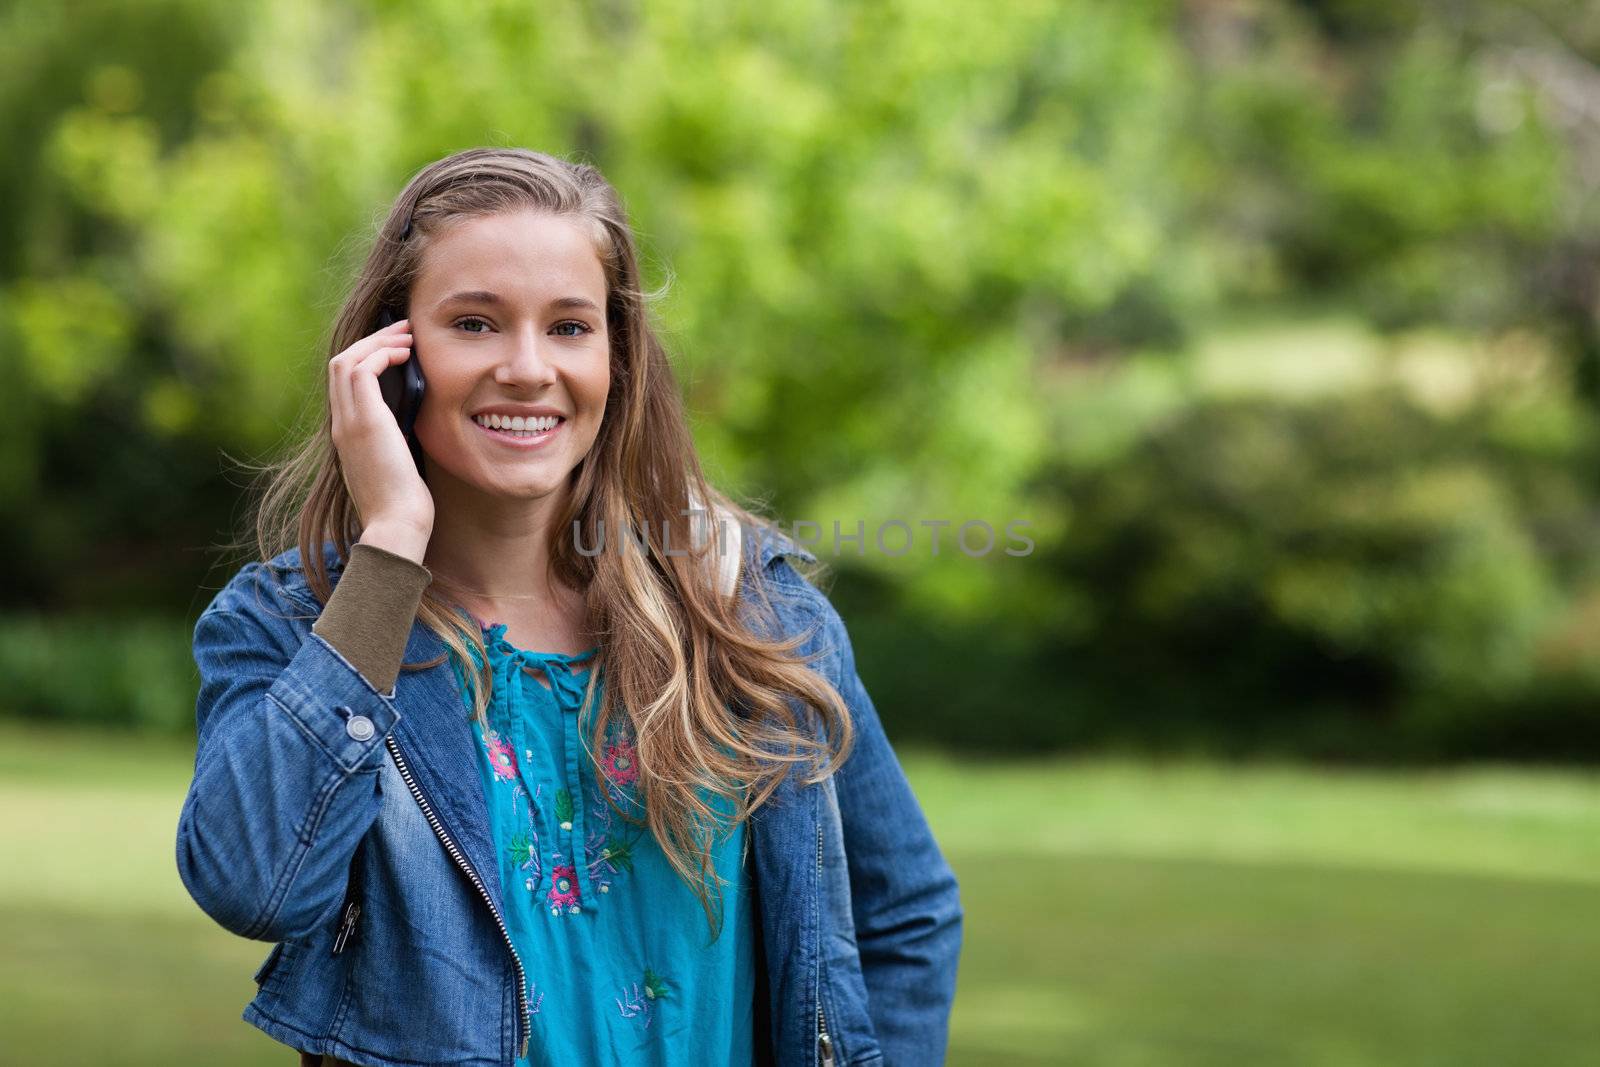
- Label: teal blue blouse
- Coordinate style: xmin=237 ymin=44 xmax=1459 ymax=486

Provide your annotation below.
xmin=447 ymin=618 xmax=757 ymax=1065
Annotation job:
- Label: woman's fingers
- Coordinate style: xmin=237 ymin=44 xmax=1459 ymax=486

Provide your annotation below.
xmin=351 ymin=342 xmax=413 ymax=422
xmin=330 ymin=323 xmax=411 ymax=437
xmin=339 ymin=344 xmax=410 ymax=432
xmin=326 ymin=316 xmax=435 ymax=538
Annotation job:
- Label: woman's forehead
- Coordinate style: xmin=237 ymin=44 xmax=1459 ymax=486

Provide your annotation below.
xmin=415 ymin=212 xmax=607 ymax=302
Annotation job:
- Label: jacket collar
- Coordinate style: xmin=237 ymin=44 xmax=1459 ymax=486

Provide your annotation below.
xmin=745 ymin=521 xmax=819 ymax=571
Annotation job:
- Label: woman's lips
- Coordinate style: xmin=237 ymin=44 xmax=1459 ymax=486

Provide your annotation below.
xmin=471 ymin=417 xmax=565 ymax=449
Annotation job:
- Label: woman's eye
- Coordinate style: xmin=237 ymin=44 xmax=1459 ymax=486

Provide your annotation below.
xmin=553 ymin=321 xmax=592 ymax=338
xmin=454 ymin=317 xmax=492 ymax=334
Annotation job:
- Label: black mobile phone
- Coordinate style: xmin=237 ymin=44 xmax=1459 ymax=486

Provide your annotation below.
xmin=375 ymin=305 xmax=427 ymax=475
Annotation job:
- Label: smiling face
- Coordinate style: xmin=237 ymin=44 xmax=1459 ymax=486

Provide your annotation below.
xmin=407 ymin=209 xmax=612 ymax=511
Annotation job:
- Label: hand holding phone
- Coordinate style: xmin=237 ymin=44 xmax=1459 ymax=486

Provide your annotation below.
xmin=327 ymin=308 xmax=434 ymax=562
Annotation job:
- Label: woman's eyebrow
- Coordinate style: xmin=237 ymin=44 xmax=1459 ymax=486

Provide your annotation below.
xmin=438 ymin=289 xmax=503 ymax=309
xmin=436 ymin=290 xmax=601 ymax=313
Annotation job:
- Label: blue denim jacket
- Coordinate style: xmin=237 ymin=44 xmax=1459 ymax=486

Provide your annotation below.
xmin=176 ymin=529 xmax=963 ymax=1067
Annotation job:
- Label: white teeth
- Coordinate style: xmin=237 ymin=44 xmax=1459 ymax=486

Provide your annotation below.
xmin=474 ymin=414 xmax=561 ymax=435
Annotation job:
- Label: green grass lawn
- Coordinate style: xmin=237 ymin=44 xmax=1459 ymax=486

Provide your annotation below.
xmin=4 ymin=722 xmax=1599 ymax=1065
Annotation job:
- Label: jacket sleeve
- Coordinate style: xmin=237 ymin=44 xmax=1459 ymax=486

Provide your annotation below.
xmin=820 ymin=598 xmax=964 ymax=1065
xmin=175 ymin=553 xmax=426 ymax=943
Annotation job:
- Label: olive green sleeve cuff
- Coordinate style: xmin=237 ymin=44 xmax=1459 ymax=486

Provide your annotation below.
xmin=311 ymin=541 xmax=433 ymax=697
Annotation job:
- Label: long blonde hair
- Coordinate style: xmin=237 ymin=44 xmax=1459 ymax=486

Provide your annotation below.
xmin=240 ymin=147 xmax=854 ymax=941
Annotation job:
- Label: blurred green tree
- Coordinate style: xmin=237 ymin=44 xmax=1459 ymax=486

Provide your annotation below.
xmin=4 ymin=0 xmax=1599 ymax=755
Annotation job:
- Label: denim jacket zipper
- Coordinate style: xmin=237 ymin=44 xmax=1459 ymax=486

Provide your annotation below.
xmin=386 ymin=736 xmax=532 ymax=1060
xmin=816 ymin=821 xmax=834 ymax=1066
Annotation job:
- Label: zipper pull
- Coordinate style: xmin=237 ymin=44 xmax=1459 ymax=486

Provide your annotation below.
xmin=331 ymin=900 xmax=361 ymax=955
xmin=818 ymin=1031 xmax=835 ymax=1067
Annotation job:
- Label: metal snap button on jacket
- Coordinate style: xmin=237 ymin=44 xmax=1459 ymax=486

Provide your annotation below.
xmin=345 ymin=715 xmax=375 ymax=741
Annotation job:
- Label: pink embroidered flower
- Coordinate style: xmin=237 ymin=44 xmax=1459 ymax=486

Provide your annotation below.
xmin=547 ymin=865 xmax=581 ymax=913
xmin=602 ymin=736 xmax=639 ymax=786
xmin=486 ymin=733 xmax=517 ymax=781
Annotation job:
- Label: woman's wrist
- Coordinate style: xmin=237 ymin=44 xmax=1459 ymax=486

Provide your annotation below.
xmin=360 ymin=519 xmax=432 ymax=566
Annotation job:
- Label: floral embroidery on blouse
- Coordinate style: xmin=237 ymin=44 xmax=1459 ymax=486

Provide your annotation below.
xmin=478 ymin=705 xmax=652 ymax=914
xmin=554 ymin=787 xmax=574 ymax=831
xmin=547 ymin=864 xmax=582 ymax=914
xmin=602 ymin=734 xmax=638 ymax=786
xmin=583 ymin=721 xmax=648 ymax=897
xmin=616 ymin=967 xmax=672 ymax=1028
xmin=485 ymin=731 xmax=518 ymax=781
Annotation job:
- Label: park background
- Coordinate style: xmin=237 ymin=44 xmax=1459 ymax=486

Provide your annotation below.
xmin=3 ymin=0 xmax=1600 ymax=1062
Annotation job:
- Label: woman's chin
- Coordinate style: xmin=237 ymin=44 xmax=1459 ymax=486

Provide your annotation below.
xmin=479 ymin=470 xmax=576 ymax=503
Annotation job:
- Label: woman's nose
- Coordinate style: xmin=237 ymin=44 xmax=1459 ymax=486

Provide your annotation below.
xmin=494 ymin=327 xmax=558 ymax=387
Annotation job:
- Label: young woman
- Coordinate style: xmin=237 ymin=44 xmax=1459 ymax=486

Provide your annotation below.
xmin=176 ymin=147 xmax=962 ymax=1067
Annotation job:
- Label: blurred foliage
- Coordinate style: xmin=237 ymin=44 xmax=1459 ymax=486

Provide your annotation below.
xmin=3 ymin=0 xmax=1600 ymax=757
xmin=0 ymin=613 xmax=196 ymax=732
